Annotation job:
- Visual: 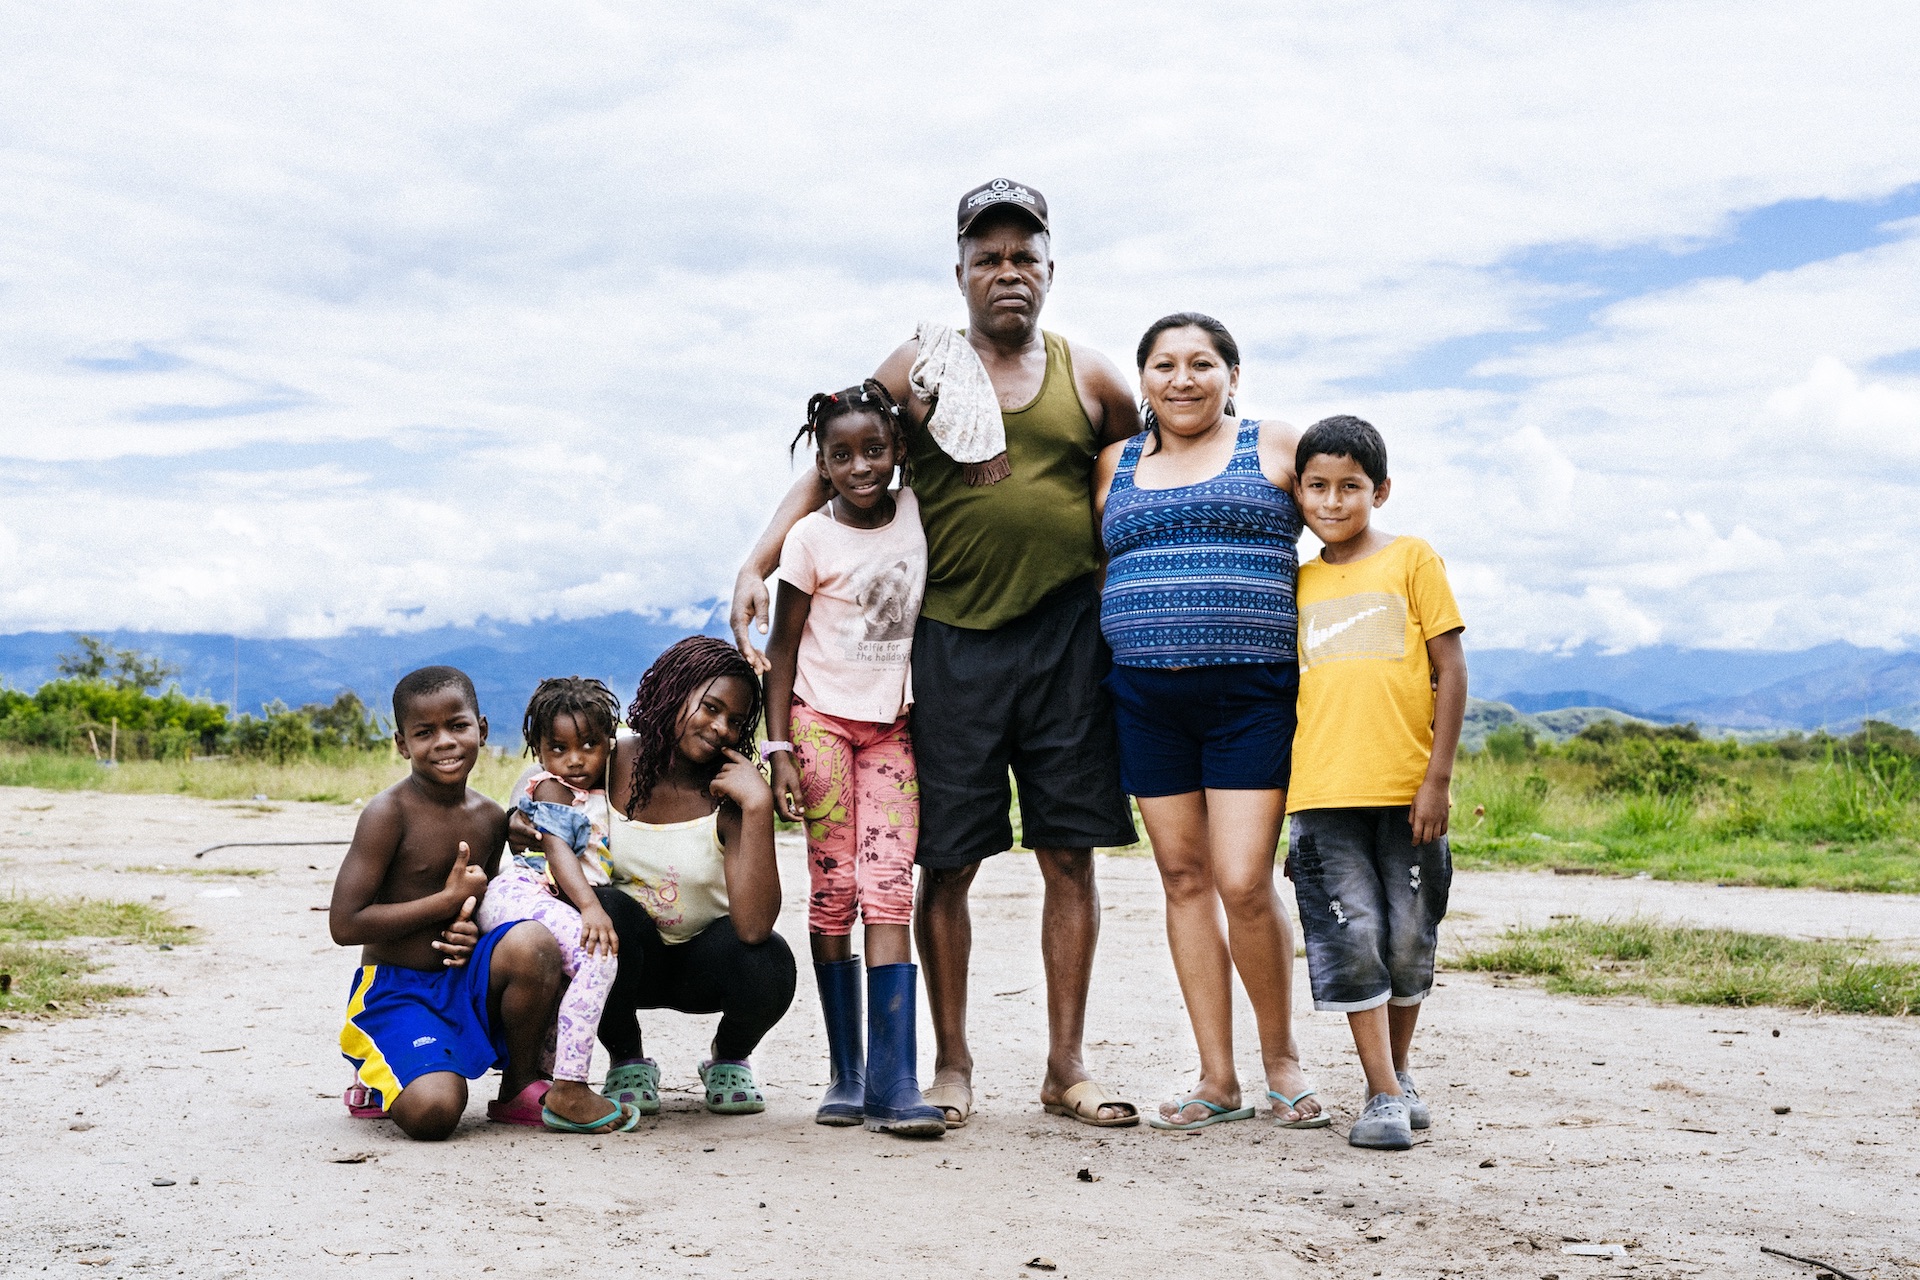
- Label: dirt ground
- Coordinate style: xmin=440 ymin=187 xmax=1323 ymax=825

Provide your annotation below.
xmin=2 ymin=787 xmax=1916 ymax=1279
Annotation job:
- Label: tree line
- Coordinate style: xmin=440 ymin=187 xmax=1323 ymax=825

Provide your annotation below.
xmin=0 ymin=636 xmax=388 ymax=762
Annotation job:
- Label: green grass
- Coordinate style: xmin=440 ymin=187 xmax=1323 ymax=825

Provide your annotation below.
xmin=0 ymin=747 xmax=529 ymax=805
xmin=0 ymin=943 xmax=145 ymax=1019
xmin=0 ymin=893 xmax=191 ymax=1021
xmin=1453 ymin=916 xmax=1920 ymax=1016
xmin=0 ymin=894 xmax=191 ymax=944
xmin=1451 ymin=754 xmax=1920 ymax=893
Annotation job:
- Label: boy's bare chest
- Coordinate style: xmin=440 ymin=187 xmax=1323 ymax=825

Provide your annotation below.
xmin=378 ymin=840 xmax=455 ymax=903
xmin=380 ymin=798 xmax=497 ymax=901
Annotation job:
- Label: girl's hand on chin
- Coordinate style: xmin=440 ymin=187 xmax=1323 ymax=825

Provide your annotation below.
xmin=709 ymin=747 xmax=773 ymax=812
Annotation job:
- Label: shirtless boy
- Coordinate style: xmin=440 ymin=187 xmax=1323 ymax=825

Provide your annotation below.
xmin=330 ymin=665 xmax=565 ymax=1141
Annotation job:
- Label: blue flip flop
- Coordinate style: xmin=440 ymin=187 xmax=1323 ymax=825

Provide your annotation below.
xmin=542 ymin=1099 xmax=643 ymax=1134
xmin=1147 ymin=1097 xmax=1256 ymax=1131
xmin=1268 ymin=1086 xmax=1332 ymax=1129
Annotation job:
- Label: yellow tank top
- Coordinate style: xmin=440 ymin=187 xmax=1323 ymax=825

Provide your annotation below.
xmin=605 ymin=806 xmax=729 ymax=946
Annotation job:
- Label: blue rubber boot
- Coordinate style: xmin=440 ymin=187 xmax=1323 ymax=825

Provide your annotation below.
xmin=814 ymin=959 xmax=865 ymax=1126
xmin=863 ymin=963 xmax=946 ymax=1138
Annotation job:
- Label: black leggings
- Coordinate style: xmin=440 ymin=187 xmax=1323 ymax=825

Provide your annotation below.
xmin=594 ymin=887 xmax=796 ymax=1062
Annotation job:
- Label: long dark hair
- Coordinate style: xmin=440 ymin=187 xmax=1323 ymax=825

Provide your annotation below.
xmin=622 ymin=636 xmax=763 ymax=815
xmin=1134 ymin=312 xmax=1241 ymax=455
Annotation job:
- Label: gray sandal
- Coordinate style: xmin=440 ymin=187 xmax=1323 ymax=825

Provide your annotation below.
xmin=1395 ymin=1071 xmax=1430 ymax=1130
xmin=1348 ymin=1092 xmax=1413 ymax=1150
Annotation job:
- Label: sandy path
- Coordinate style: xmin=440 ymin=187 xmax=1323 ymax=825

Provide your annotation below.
xmin=1 ymin=787 xmax=1916 ymax=1279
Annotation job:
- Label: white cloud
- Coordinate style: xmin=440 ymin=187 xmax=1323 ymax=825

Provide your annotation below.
xmin=1 ymin=1 xmax=1919 ymax=643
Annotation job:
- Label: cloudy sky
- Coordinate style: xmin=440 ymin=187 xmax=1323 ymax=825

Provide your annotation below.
xmin=3 ymin=2 xmax=1918 ymax=652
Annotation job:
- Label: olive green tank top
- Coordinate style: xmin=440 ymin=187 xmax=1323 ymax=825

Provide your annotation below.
xmin=907 ymin=330 xmax=1103 ymax=630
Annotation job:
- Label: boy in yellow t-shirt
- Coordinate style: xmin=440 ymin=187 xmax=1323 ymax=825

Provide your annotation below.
xmin=1287 ymin=415 xmax=1467 ymax=1152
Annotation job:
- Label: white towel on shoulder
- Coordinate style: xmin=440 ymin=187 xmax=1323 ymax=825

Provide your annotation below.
xmin=908 ymin=322 xmax=1011 ymax=486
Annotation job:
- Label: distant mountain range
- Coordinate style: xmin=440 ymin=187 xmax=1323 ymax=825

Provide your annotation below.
xmin=1 ymin=618 xmax=1913 ymax=741
xmin=0 ymin=608 xmax=732 ymax=745
xmin=1466 ymin=642 xmax=1920 ymax=731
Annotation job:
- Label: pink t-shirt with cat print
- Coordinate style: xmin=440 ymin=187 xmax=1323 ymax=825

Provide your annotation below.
xmin=779 ymin=487 xmax=926 ymax=725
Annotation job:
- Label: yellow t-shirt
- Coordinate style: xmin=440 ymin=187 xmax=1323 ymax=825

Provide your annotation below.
xmin=1288 ymin=536 xmax=1464 ymax=812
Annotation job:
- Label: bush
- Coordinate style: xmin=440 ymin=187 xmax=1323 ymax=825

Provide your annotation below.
xmin=226 ymin=692 xmax=388 ymax=762
xmin=1707 ymin=779 xmax=1766 ymax=837
xmin=0 ymin=677 xmax=228 ymax=758
xmin=1598 ymin=740 xmax=1708 ymax=799
xmin=0 ymin=639 xmax=387 ymax=765
xmin=1484 ymin=724 xmax=1536 ymax=764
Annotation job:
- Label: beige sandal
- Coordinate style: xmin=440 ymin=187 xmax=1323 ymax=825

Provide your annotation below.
xmin=1042 ymin=1079 xmax=1140 ymax=1128
xmin=922 ymin=1080 xmax=973 ymax=1129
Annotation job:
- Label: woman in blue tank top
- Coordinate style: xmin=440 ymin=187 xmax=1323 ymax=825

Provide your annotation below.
xmin=1092 ymin=313 xmax=1326 ymax=1133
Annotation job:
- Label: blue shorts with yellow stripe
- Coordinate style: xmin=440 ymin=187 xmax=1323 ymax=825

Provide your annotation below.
xmin=338 ymin=922 xmax=519 ymax=1109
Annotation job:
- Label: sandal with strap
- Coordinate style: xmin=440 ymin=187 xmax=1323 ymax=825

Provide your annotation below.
xmin=542 ymin=1099 xmax=644 ymax=1134
xmin=602 ymin=1058 xmax=661 ymax=1116
xmin=343 ymin=1083 xmax=387 ymax=1119
xmin=1041 ymin=1079 xmax=1140 ymax=1128
xmin=486 ymin=1080 xmax=551 ymax=1128
xmin=1268 ymin=1086 xmax=1332 ymax=1129
xmin=923 ymin=1080 xmax=973 ymax=1129
xmin=1147 ymin=1096 xmax=1256 ymax=1132
xmin=698 ymin=1058 xmax=766 ymax=1115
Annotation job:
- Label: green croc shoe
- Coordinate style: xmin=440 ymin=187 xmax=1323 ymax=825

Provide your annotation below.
xmin=699 ymin=1058 xmax=767 ymax=1115
xmin=602 ymin=1058 xmax=661 ymax=1116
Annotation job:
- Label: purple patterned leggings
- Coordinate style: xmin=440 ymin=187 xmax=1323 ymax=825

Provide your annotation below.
xmin=476 ymin=865 xmax=617 ymax=1083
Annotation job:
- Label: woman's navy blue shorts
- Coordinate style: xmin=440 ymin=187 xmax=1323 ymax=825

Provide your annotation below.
xmin=1103 ymin=661 xmax=1298 ymax=797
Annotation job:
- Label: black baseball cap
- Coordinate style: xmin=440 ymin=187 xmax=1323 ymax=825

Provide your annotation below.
xmin=956 ymin=178 xmax=1049 ymax=237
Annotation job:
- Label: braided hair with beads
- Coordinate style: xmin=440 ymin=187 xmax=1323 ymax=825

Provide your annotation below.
xmin=790 ymin=378 xmax=909 ymax=480
xmin=621 ymin=636 xmax=763 ymax=816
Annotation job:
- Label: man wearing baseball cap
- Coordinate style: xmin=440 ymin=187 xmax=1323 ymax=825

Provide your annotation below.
xmin=731 ymin=180 xmax=1141 ymax=1128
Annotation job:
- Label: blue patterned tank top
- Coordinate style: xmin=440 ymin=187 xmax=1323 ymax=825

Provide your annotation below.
xmin=1100 ymin=419 xmax=1302 ymax=668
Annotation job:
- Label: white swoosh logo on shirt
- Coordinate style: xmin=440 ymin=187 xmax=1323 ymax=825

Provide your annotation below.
xmin=1305 ymin=604 xmax=1388 ymax=653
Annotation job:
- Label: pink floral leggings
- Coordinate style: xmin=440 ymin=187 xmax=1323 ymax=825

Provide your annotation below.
xmin=792 ymin=702 xmax=919 ymax=935
xmin=476 ymin=865 xmax=617 ymax=1083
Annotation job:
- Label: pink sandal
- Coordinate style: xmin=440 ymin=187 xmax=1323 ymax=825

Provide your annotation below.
xmin=486 ymin=1080 xmax=551 ymax=1127
xmin=343 ymin=1083 xmax=387 ymax=1119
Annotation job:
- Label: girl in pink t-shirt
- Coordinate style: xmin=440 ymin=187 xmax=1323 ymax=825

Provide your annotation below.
xmin=763 ymin=379 xmax=943 ymax=1138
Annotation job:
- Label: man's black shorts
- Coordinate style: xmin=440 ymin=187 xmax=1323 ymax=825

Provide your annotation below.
xmin=910 ymin=575 xmax=1137 ymax=869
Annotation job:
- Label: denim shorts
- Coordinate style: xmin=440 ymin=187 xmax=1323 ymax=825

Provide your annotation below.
xmin=1103 ymin=661 xmax=1297 ymax=797
xmin=1286 ymin=807 xmax=1452 ymax=1012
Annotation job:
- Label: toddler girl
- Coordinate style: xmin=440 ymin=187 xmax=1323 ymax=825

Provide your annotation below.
xmin=478 ymin=676 xmax=634 ymax=1133
xmin=764 ymin=379 xmax=943 ymax=1138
